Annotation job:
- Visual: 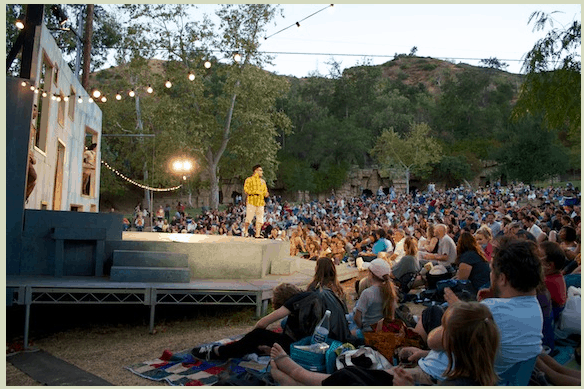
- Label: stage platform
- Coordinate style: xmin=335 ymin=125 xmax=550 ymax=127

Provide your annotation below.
xmin=7 ymin=257 xmax=361 ymax=348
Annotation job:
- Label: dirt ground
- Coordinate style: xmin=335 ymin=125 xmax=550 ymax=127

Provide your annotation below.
xmin=5 ymin=276 xmax=425 ymax=386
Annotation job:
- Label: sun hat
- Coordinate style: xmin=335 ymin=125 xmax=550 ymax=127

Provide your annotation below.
xmin=369 ymin=258 xmax=391 ymax=279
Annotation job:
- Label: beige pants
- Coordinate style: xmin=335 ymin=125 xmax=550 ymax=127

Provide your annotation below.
xmin=245 ymin=204 xmax=264 ymax=225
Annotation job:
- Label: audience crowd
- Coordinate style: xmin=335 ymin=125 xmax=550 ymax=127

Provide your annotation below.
xmin=182 ymin=182 xmax=581 ymax=385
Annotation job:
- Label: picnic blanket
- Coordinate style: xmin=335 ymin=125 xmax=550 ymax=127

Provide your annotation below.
xmin=125 ymin=335 xmax=272 ymax=386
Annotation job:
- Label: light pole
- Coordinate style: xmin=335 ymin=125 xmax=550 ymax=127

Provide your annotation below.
xmin=170 ymin=157 xmax=195 ymax=209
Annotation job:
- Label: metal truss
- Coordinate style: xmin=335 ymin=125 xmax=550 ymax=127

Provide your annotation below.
xmin=7 ymin=285 xmax=271 ymax=348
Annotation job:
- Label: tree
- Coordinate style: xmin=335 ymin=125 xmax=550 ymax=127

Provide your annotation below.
xmin=512 ymin=11 xmax=581 ymax=150
xmin=493 ymin=116 xmax=570 ymax=184
xmin=6 ymin=5 xmax=122 ymax=75
xmin=479 ymin=57 xmax=509 ymax=70
xmin=106 ymin=4 xmax=291 ymax=210
xmin=371 ymin=122 xmax=442 ymax=193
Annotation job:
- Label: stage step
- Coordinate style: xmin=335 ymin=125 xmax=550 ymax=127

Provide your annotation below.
xmin=112 ymin=250 xmax=188 ymax=268
xmin=270 ymin=256 xmax=301 ymax=275
xmin=110 ymin=266 xmax=191 ymax=283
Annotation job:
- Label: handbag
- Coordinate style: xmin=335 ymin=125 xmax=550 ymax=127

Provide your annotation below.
xmin=363 ymin=319 xmax=424 ymax=361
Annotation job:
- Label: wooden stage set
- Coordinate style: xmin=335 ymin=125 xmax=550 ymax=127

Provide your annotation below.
xmin=7 ymin=232 xmax=359 ymax=348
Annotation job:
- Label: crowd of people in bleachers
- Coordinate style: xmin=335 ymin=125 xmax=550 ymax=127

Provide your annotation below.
xmin=184 ymin=181 xmax=581 ymax=385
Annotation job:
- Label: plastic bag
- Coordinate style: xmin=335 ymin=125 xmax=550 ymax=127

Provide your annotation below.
xmin=559 ymin=286 xmax=581 ymax=334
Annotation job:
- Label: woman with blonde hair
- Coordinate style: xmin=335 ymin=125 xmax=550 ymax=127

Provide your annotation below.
xmin=422 ymin=224 xmax=439 ymax=254
xmin=391 ymin=236 xmax=421 ymax=281
xmin=474 ymin=225 xmax=494 ymax=261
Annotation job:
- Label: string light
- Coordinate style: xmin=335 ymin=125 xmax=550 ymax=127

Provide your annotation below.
xmin=204 ymin=61 xmax=212 ymax=69
xmin=92 ymin=89 xmax=101 ymax=98
xmin=42 ymin=91 xmax=47 ymax=98
xmin=51 ymin=95 xmax=56 ymax=101
xmin=89 ymin=98 xmax=93 ymax=103
xmin=165 ymin=80 xmax=172 ymax=88
xmin=146 ymin=85 xmax=153 ymax=94
xmin=188 ymin=72 xmax=195 ymax=81
xmin=101 ymin=96 xmax=107 ymax=102
xmin=129 ymin=89 xmax=135 ymax=97
xmin=101 ymin=160 xmax=182 ymax=192
xmin=234 ymin=52 xmax=241 ymax=63
xmin=115 ymin=92 xmax=122 ymax=100
xmin=29 ymin=85 xmax=35 ymax=91
xmin=34 ymin=88 xmax=39 ymax=94
xmin=15 ymin=19 xmax=25 ymax=30
xmin=63 ymin=95 xmax=69 ymax=101
xmin=56 ymin=95 xmax=62 ymax=102
xmin=265 ymin=4 xmax=334 ymax=40
xmin=296 ymin=22 xmax=300 ymax=28
xmin=21 ymin=81 xmax=27 ymax=87
xmin=78 ymin=96 xmax=83 ymax=103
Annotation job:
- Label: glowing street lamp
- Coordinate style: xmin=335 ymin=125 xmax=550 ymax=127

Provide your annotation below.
xmin=171 ymin=158 xmax=195 ymax=180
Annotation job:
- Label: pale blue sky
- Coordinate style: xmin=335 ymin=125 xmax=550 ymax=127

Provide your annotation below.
xmin=104 ymin=3 xmax=581 ymax=77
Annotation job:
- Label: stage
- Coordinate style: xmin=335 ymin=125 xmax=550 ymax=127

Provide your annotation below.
xmin=7 ymin=231 xmax=361 ymax=348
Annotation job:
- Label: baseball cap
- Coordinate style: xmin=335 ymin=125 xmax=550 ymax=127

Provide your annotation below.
xmin=369 ymin=258 xmax=391 ymax=279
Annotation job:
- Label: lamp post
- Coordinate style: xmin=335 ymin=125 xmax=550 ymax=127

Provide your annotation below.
xmin=171 ymin=157 xmax=195 ymax=209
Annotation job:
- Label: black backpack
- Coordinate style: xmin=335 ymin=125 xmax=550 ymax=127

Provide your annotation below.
xmin=285 ymin=287 xmax=354 ymax=344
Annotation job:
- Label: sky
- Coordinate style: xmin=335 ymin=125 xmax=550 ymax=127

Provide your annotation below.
xmin=190 ymin=3 xmax=581 ymax=77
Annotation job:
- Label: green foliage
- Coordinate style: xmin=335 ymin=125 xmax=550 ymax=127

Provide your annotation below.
xmin=493 ymin=116 xmax=570 ymax=184
xmin=6 ymin=5 xmax=122 ymax=74
xmin=432 ymin=155 xmax=473 ymax=188
xmin=512 ymin=11 xmax=581 ymax=151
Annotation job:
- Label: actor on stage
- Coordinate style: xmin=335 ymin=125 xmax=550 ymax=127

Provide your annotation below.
xmin=243 ymin=164 xmax=269 ymax=238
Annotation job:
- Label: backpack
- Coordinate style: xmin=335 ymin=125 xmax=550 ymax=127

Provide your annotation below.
xmin=285 ymin=287 xmax=354 ymax=344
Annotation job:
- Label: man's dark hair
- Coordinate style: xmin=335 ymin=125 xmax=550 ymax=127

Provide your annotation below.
xmin=375 ymin=228 xmax=386 ymax=239
xmin=88 ymin=143 xmax=97 ymax=150
xmin=492 ymin=238 xmax=543 ymax=293
xmin=252 ymin=164 xmax=262 ymax=173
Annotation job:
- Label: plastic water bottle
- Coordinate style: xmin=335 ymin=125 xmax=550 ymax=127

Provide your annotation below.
xmin=311 ymin=310 xmax=331 ymax=344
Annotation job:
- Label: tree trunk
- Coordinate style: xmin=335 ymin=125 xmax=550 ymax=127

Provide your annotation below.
xmin=208 ymin=159 xmax=219 ymax=210
xmin=81 ymin=4 xmax=94 ymax=89
xmin=134 ymin=93 xmax=150 ymax=209
xmin=405 ymin=169 xmax=410 ymax=195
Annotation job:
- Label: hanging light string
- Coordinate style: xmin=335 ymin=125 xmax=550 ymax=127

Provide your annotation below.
xmin=16 ymin=54 xmax=234 ymax=104
xmin=264 ymin=4 xmax=334 ymax=40
xmin=101 ymin=160 xmax=182 ymax=192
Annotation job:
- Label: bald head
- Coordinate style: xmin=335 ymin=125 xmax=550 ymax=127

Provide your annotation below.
xmin=435 ymin=224 xmax=447 ymax=238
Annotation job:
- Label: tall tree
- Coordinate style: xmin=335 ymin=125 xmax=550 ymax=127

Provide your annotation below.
xmin=512 ymin=11 xmax=581 ymax=152
xmin=371 ymin=123 xmax=442 ymax=194
xmin=107 ymin=4 xmax=290 ymax=209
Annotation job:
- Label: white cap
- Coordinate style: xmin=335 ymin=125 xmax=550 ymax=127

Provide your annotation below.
xmin=369 ymin=258 xmax=391 ymax=279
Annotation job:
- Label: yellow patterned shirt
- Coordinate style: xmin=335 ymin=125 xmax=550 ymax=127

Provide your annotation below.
xmin=244 ymin=174 xmax=268 ymax=207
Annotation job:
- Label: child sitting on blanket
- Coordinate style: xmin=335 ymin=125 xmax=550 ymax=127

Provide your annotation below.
xmin=346 ymin=258 xmax=398 ymax=337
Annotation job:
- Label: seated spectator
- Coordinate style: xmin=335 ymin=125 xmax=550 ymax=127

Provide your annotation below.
xmin=161 ymin=219 xmax=170 ymax=232
xmin=423 ymin=224 xmax=457 ymax=266
xmin=268 ymin=301 xmax=500 ymax=386
xmin=357 ymin=229 xmax=394 ymax=262
xmin=453 ymin=231 xmax=491 ymax=295
xmin=558 ymin=225 xmax=579 ymax=261
xmin=540 ymin=241 xmax=567 ymax=322
xmin=135 ymin=215 xmax=144 ymax=232
xmin=307 ymin=257 xmax=346 ymax=304
xmin=391 ymin=236 xmax=421 ymax=281
xmin=191 ymin=283 xmax=351 ymax=360
xmin=347 ymin=259 xmax=398 ymax=337
xmin=122 ymin=217 xmax=131 ymax=231
xmin=153 ymin=218 xmax=164 ymax=232
xmin=474 ymin=226 xmax=494 ymax=261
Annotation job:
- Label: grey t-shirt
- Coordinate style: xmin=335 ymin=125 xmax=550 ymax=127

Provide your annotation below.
xmin=391 ymin=255 xmax=421 ymax=280
xmin=438 ymin=235 xmax=457 ymax=265
xmin=354 ymin=285 xmax=384 ymax=329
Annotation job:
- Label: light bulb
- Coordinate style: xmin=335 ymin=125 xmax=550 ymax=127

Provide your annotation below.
xmin=101 ymin=96 xmax=107 ymax=102
xmin=115 ymin=93 xmax=122 ymax=100
xmin=51 ymin=95 xmax=56 ymax=101
xmin=56 ymin=96 xmax=61 ymax=102
xmin=42 ymin=91 xmax=47 ymax=97
xmin=234 ymin=53 xmax=241 ymax=63
xmin=34 ymin=88 xmax=39 ymax=94
xmin=92 ymin=90 xmax=101 ymax=98
xmin=204 ymin=61 xmax=212 ymax=69
xmin=30 ymin=85 xmax=35 ymax=91
xmin=89 ymin=98 xmax=94 ymax=103
xmin=188 ymin=73 xmax=195 ymax=81
xmin=146 ymin=85 xmax=153 ymax=93
xmin=15 ymin=20 xmax=25 ymax=30
xmin=183 ymin=175 xmax=187 ymax=181
xmin=63 ymin=95 xmax=69 ymax=101
xmin=165 ymin=80 xmax=172 ymax=88
xmin=129 ymin=89 xmax=135 ymax=97
xmin=183 ymin=161 xmax=192 ymax=171
xmin=21 ymin=81 xmax=27 ymax=87
xmin=78 ymin=96 xmax=83 ymax=103
xmin=173 ymin=161 xmax=182 ymax=171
